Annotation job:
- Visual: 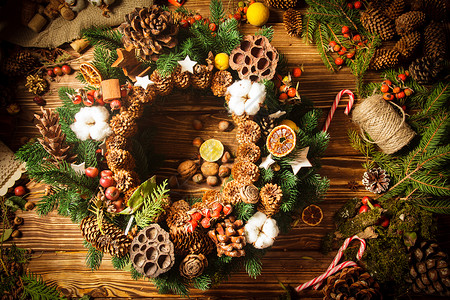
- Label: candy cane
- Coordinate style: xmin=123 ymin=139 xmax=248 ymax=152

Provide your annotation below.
xmin=295 ymin=235 xmax=366 ymax=292
xmin=322 ymin=89 xmax=355 ymax=132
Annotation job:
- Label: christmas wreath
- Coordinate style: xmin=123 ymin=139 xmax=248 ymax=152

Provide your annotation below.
xmin=16 ymin=1 xmax=329 ymax=295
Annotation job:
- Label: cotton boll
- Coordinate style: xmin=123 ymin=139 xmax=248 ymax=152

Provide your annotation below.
xmin=70 ymin=121 xmax=91 ymax=140
xmin=262 ymin=218 xmax=279 ymax=239
xmin=91 ymin=106 xmax=110 ymax=122
xmin=74 ymin=107 xmax=95 ymax=125
xmin=228 ymin=96 xmax=245 ymax=116
xmin=254 ymin=232 xmax=274 ymax=249
xmin=244 ymin=96 xmax=262 ymax=115
xmin=89 ymin=122 xmax=112 ymax=141
xmin=227 ymin=79 xmax=252 ymax=97
xmin=248 ymin=82 xmax=266 ymax=102
xmin=244 ymin=223 xmax=259 ymax=244
xmin=249 ymin=211 xmax=268 ymax=228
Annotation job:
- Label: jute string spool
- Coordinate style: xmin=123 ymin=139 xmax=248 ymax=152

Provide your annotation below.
xmin=351 ymin=94 xmax=415 ymax=154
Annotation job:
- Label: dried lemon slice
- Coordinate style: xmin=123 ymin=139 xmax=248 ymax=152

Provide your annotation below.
xmin=266 ymin=125 xmax=296 ymax=157
xmin=79 ymin=63 xmax=102 ymax=87
xmin=200 ymin=139 xmax=224 ymax=162
xmin=301 ymin=204 xmax=323 ymax=226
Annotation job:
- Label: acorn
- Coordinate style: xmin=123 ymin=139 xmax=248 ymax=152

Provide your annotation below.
xmin=11 ymin=230 xmax=22 ymax=238
xmin=24 ymin=202 xmax=35 ymax=211
xmin=14 ymin=216 xmax=23 ymax=226
xmin=218 ymin=165 xmax=231 ymax=178
xmin=193 ymin=137 xmax=203 ymax=147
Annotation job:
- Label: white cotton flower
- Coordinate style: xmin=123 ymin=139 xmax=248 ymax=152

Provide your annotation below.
xmin=244 ymin=211 xmax=279 ymax=249
xmin=70 ymin=106 xmax=112 ymax=141
xmin=226 ymin=80 xmax=266 ymax=116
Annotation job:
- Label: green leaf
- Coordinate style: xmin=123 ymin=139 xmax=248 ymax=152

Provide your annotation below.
xmin=5 ymin=196 xmax=27 ymax=211
xmin=120 ymin=176 xmax=157 ymax=214
xmin=0 ymin=228 xmax=13 ymax=242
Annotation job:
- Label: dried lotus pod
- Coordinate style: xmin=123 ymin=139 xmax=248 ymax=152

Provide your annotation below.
xmin=229 ymin=35 xmax=279 ymax=81
xmin=130 ymin=224 xmax=175 ymax=278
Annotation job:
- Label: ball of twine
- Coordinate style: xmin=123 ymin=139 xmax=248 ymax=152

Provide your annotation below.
xmin=351 ymin=94 xmax=415 ymax=154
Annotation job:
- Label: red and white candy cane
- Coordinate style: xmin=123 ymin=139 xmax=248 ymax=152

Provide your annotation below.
xmin=322 ymin=89 xmax=355 ymax=132
xmin=295 ymin=235 xmax=366 ymax=292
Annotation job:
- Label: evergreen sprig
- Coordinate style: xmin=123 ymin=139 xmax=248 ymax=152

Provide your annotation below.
xmin=83 ymin=240 xmax=103 ymax=271
xmin=81 ymin=26 xmax=123 ymax=51
xmin=111 ymin=255 xmax=130 ymax=270
xmin=255 ymin=26 xmax=274 ymax=42
xmin=21 ymin=273 xmax=65 ymax=300
xmin=135 ymin=181 xmax=169 ymax=229
xmin=209 ymin=0 xmax=225 ymax=25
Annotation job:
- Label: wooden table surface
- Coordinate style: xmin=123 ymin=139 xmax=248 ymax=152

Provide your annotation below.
xmin=4 ymin=1 xmax=449 ymax=299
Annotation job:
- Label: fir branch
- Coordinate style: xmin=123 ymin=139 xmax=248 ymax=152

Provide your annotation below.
xmin=155 ymin=51 xmax=184 ymax=78
xmin=81 ymin=26 xmax=123 ymax=51
xmin=215 ymin=18 xmax=241 ymax=54
xmin=209 ymin=0 xmax=225 ymax=25
xmin=130 ymin=265 xmax=143 ymax=280
xmin=83 ymin=240 xmax=103 ymax=271
xmin=73 ymin=140 xmax=100 ymax=167
xmin=412 ymin=198 xmax=450 ymax=214
xmin=244 ymin=247 xmax=264 ymax=278
xmin=91 ymin=46 xmax=127 ymax=83
xmin=233 ymin=201 xmax=255 ymax=221
xmin=255 ymin=26 xmax=274 ymax=42
xmin=348 ymin=129 xmax=375 ymax=170
xmin=151 ymin=272 xmax=189 ymax=296
xmin=111 ymin=255 xmax=130 ymax=270
xmin=15 ymin=141 xmax=50 ymax=167
xmin=135 ymin=181 xmax=169 ymax=228
xmin=131 ymin=139 xmax=149 ymax=181
xmin=192 ymin=275 xmax=212 ymax=291
xmin=21 ymin=273 xmax=65 ymax=300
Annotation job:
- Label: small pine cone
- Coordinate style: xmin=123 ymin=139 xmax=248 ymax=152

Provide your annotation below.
xmin=370 ymin=49 xmax=400 ymax=70
xmin=202 ymin=190 xmax=222 ymax=205
xmin=166 ymin=200 xmax=191 ymax=229
xmin=110 ymin=112 xmax=139 ymax=138
xmin=25 ymin=74 xmax=49 ymax=95
xmin=258 ymin=183 xmax=283 ymax=217
xmin=409 ymin=56 xmax=444 ymax=84
xmin=208 ymin=215 xmax=246 ymax=258
xmin=266 ymin=0 xmax=298 ymax=9
xmin=283 ymin=9 xmax=302 ymax=37
xmin=396 ymin=11 xmax=426 ymax=36
xmin=114 ymin=169 xmax=140 ymax=193
xmin=239 ymin=184 xmax=260 ymax=204
xmin=236 ymin=143 xmax=261 ymax=163
xmin=222 ymin=180 xmax=244 ymax=205
xmin=191 ymin=64 xmax=213 ymax=90
xmin=424 ymin=21 xmax=447 ymax=60
xmin=106 ymin=148 xmax=135 ymax=172
xmin=172 ymin=65 xmax=191 ymax=89
xmin=231 ymin=161 xmax=260 ymax=185
xmin=179 ymin=254 xmax=208 ymax=279
xmin=2 ymin=50 xmax=37 ymax=76
xmin=170 ymin=225 xmax=215 ymax=256
xmin=150 ymin=70 xmax=173 ymax=96
xmin=362 ymin=167 xmax=390 ymax=194
xmin=368 ymin=0 xmax=392 ymax=11
xmin=385 ymin=0 xmax=405 ymax=21
xmin=106 ymin=134 xmax=130 ymax=151
xmin=259 ymin=117 xmax=275 ymax=137
xmin=211 ymin=70 xmax=233 ymax=97
xmin=393 ymin=31 xmax=421 ymax=61
xmin=360 ymin=8 xmax=395 ymax=41
xmin=126 ymin=101 xmax=145 ymax=119
xmin=236 ymin=120 xmax=261 ymax=144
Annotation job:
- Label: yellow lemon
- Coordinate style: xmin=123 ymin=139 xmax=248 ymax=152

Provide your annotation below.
xmin=200 ymin=139 xmax=224 ymax=162
xmin=246 ymin=2 xmax=269 ymax=27
xmin=280 ymin=119 xmax=299 ymax=131
xmin=214 ymin=53 xmax=230 ymax=70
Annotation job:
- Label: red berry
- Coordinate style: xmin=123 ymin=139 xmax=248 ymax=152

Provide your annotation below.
xmin=287 ymin=87 xmax=297 ymax=98
xmin=404 ymin=70 xmax=410 ymax=77
xmin=211 ymin=209 xmax=221 ymax=218
xmin=47 ymin=69 xmax=55 ymax=77
xmin=53 ymin=66 xmax=63 ymax=76
xmin=191 ymin=212 xmax=202 ymax=221
xmin=188 ymin=17 xmax=195 ymax=25
xmin=61 ymin=65 xmax=72 ymax=75
xmin=194 ymin=14 xmax=202 ymax=21
xmin=404 ymin=88 xmax=414 ymax=96
xmin=209 ymin=23 xmax=217 ymax=31
xmin=328 ymin=41 xmax=337 ymax=47
xmin=212 ymin=202 xmax=223 ymax=212
xmin=278 ymin=92 xmax=288 ymax=100
xmin=338 ymin=47 xmax=347 ymax=55
xmin=222 ymin=205 xmax=232 ymax=216
xmin=353 ymin=34 xmax=362 ymax=42
xmin=392 ymin=86 xmax=401 ymax=94
xmin=85 ymin=167 xmax=99 ymax=178
xmin=14 ymin=186 xmax=27 ymax=196
xmin=354 ymin=1 xmax=362 ymax=9
xmin=100 ymin=176 xmax=115 ymax=188
xmin=33 ymin=96 xmax=46 ymax=106
xmin=180 ymin=19 xmax=189 ymax=28
xmin=398 ymin=73 xmax=407 ymax=81
xmin=383 ymin=80 xmax=392 ymax=86
xmin=200 ymin=217 xmax=211 ymax=228
xmin=335 ymin=57 xmax=344 ymax=66
xmin=333 ymin=44 xmax=341 ymax=52
xmin=373 ymin=203 xmax=381 ymax=208
xmin=347 ymin=2 xmax=353 ymax=9
xmin=234 ymin=13 xmax=241 ymax=20
xmin=292 ymin=67 xmax=302 ymax=78
xmin=341 ymin=26 xmax=350 ymax=34
xmin=359 ymin=205 xmax=369 ymax=214
xmin=361 ymin=196 xmax=371 ymax=205
xmin=100 ymin=170 xmax=113 ymax=178
xmin=380 ymin=84 xmax=390 ymax=93
xmin=343 ymin=33 xmax=350 ymax=38
xmin=346 ymin=51 xmax=355 ymax=59
xmin=201 ymin=208 xmax=211 ymax=218
xmin=383 ymin=93 xmax=394 ymax=101
xmin=396 ymin=91 xmax=405 ymax=99
xmin=83 ymin=95 xmax=95 ymax=106
xmin=187 ymin=219 xmax=198 ymax=232
xmin=379 ymin=216 xmax=390 ymax=228
xmin=110 ymin=99 xmax=122 ymax=110
xmin=401 ymin=105 xmax=407 ymax=111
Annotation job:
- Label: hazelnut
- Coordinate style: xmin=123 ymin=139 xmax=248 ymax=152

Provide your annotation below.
xmin=218 ymin=120 xmax=230 ymax=131
xmin=14 ymin=216 xmax=23 ymax=226
xmin=11 ymin=230 xmax=22 ymax=238
xmin=168 ymin=176 xmax=178 ymax=188
xmin=271 ymin=163 xmax=281 ymax=172
xmin=201 ymin=162 xmax=219 ymax=176
xmin=192 ymin=173 xmax=205 ymax=184
xmin=24 ymin=202 xmax=35 ymax=211
xmin=193 ymin=137 xmax=203 ymax=148
xmin=218 ymin=165 xmax=231 ymax=178
xmin=221 ymin=151 xmax=233 ymax=163
xmin=206 ymin=176 xmax=219 ymax=186
xmin=192 ymin=119 xmax=203 ymax=130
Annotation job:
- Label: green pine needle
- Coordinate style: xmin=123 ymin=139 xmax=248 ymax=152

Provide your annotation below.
xmin=135 ymin=181 xmax=169 ymax=228
xmin=255 ymin=26 xmax=274 ymax=42
xmin=111 ymin=255 xmax=130 ymax=270
xmin=83 ymin=240 xmax=103 ymax=271
xmin=209 ymin=0 xmax=225 ymax=25
xmin=81 ymin=26 xmax=123 ymax=51
xmin=21 ymin=273 xmax=65 ymax=300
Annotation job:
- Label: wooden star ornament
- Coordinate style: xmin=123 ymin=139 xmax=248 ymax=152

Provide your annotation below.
xmin=177 ymin=55 xmax=197 ymax=74
xmin=111 ymin=48 xmax=151 ymax=81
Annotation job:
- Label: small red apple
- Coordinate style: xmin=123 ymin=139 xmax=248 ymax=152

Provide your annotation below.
xmin=105 ymin=186 xmax=120 ymax=201
xmin=361 ymin=196 xmax=371 ymax=205
xmin=379 ymin=216 xmax=390 ymax=228
xmin=100 ymin=170 xmax=113 ymax=178
xmin=53 ymin=66 xmax=63 ymax=76
xmin=61 ymin=64 xmax=72 ymax=75
xmin=14 ymin=186 xmax=27 ymax=196
xmin=100 ymin=176 xmax=115 ymax=188
xmin=358 ymin=205 xmax=369 ymax=214
xmin=47 ymin=69 xmax=55 ymax=77
xmin=110 ymin=99 xmax=122 ymax=110
xmin=72 ymin=95 xmax=82 ymax=105
xmin=85 ymin=167 xmax=99 ymax=178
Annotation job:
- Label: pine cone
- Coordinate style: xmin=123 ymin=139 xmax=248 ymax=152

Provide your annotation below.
xmin=322 ymin=266 xmax=382 ymax=300
xmin=362 ymin=167 xmax=390 ymax=194
xmin=396 ymin=11 xmax=426 ymax=36
xmin=411 ymin=0 xmax=448 ymax=22
xmin=150 ymin=69 xmax=173 ymax=96
xmin=407 ymin=240 xmax=450 ymax=296
xmin=231 ymin=161 xmax=260 ymax=185
xmin=34 ymin=107 xmax=77 ymax=163
xmin=236 ymin=120 xmax=261 ymax=144
xmin=2 ymin=50 xmax=37 ymax=76
xmin=409 ymin=56 xmax=444 ymax=84
xmin=236 ymin=143 xmax=261 ymax=163
xmin=106 ymin=148 xmax=135 ymax=172
xmin=385 ymin=0 xmax=405 ymax=21
xmin=239 ymin=184 xmax=260 ymax=204
xmin=130 ymin=224 xmax=175 ymax=277
xmin=211 ymin=70 xmax=233 ymax=97
xmin=191 ymin=53 xmax=214 ymax=89
xmin=360 ymin=8 xmax=395 ymax=41
xmin=208 ymin=215 xmax=246 ymax=258
xmin=172 ymin=65 xmax=191 ymax=89
xmin=283 ymin=9 xmax=302 ymax=37
xmin=25 ymin=74 xmax=49 ymax=95
xmin=80 ymin=215 xmax=132 ymax=257
xmin=369 ymin=49 xmax=400 ymax=70
xmin=179 ymin=254 xmax=208 ymax=279
xmin=258 ymin=183 xmax=283 ymax=217
xmin=424 ymin=21 xmax=447 ymax=60
xmin=166 ymin=200 xmax=191 ymax=229
xmin=118 ymin=6 xmax=179 ymax=61
xmin=259 ymin=116 xmax=275 ymax=137
xmin=106 ymin=134 xmax=131 ymax=151
xmin=393 ymin=31 xmax=421 ymax=61
xmin=113 ymin=169 xmax=140 ymax=193
xmin=170 ymin=225 xmax=215 ymax=256
xmin=110 ymin=112 xmax=139 ymax=138
xmin=266 ymin=0 xmax=298 ymax=9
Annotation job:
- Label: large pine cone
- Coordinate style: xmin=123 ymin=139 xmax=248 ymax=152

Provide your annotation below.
xmin=407 ymin=240 xmax=450 ymax=296
xmin=395 ymin=11 xmax=426 ymax=36
xmin=118 ymin=6 xmax=179 ymax=61
xmin=423 ymin=21 xmax=447 ymax=60
xmin=362 ymin=167 xmax=390 ymax=194
xmin=386 ymin=0 xmax=405 ymax=20
xmin=266 ymin=0 xmax=298 ymax=9
xmin=2 ymin=50 xmax=37 ymax=76
xmin=393 ymin=31 xmax=421 ymax=61
xmin=370 ymin=49 xmax=400 ymax=70
xmin=323 ymin=266 xmax=382 ymax=300
xmin=258 ymin=183 xmax=283 ymax=217
xmin=409 ymin=56 xmax=444 ymax=84
xmin=360 ymin=8 xmax=395 ymax=41
xmin=411 ymin=0 xmax=448 ymax=22
xmin=283 ymin=9 xmax=302 ymax=37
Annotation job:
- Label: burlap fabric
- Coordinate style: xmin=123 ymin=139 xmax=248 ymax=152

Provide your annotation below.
xmin=0 ymin=0 xmax=152 ymax=48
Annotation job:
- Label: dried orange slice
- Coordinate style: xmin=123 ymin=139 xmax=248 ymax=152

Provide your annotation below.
xmin=79 ymin=63 xmax=102 ymax=87
xmin=200 ymin=139 xmax=224 ymax=162
xmin=301 ymin=204 xmax=323 ymax=226
xmin=266 ymin=125 xmax=296 ymax=157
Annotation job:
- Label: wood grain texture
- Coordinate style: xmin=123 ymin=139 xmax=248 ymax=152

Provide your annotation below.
xmin=4 ymin=1 xmax=449 ymax=299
